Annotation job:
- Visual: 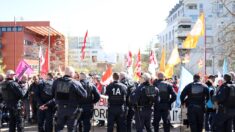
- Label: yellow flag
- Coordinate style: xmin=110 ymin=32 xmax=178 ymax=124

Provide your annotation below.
xmin=167 ymin=46 xmax=181 ymax=66
xmin=183 ymin=13 xmax=205 ymax=49
xmin=164 ymin=64 xmax=174 ymax=79
xmin=159 ymin=48 xmax=166 ymax=72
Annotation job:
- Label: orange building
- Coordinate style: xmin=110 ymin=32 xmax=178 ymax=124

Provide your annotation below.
xmin=0 ymin=21 xmax=67 ymax=74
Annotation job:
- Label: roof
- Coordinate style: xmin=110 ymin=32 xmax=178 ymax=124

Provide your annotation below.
xmin=26 ymin=26 xmax=63 ymax=36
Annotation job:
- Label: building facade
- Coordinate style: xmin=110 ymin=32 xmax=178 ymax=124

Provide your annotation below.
xmin=0 ymin=21 xmax=66 ymax=74
xmin=158 ymin=0 xmax=225 ymax=75
xmin=68 ymin=36 xmax=103 ymax=69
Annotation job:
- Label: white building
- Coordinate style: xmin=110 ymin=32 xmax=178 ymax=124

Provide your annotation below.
xmin=68 ymin=36 xmax=103 ymax=68
xmin=158 ymin=0 xmax=225 ymax=75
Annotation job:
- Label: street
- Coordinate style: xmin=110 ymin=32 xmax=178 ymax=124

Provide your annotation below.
xmin=0 ymin=123 xmax=188 ymax=132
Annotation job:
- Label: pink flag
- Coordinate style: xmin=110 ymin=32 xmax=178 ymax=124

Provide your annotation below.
xmin=16 ymin=60 xmax=34 ymax=79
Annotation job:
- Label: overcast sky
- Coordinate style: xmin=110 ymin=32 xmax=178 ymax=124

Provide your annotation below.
xmin=0 ymin=0 xmax=179 ymax=53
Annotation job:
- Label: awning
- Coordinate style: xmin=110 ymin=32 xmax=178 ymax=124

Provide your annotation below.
xmin=25 ymin=26 xmax=63 ymax=36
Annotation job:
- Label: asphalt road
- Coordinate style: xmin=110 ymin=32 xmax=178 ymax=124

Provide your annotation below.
xmin=0 ymin=123 xmax=189 ymax=132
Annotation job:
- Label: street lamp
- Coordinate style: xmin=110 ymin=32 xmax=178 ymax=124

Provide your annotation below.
xmin=13 ymin=16 xmax=23 ymax=70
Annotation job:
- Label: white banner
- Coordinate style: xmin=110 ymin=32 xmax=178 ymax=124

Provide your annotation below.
xmin=93 ymin=95 xmax=182 ymax=123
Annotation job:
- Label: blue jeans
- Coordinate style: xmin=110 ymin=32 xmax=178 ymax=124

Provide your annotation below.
xmin=205 ymin=110 xmax=216 ymax=131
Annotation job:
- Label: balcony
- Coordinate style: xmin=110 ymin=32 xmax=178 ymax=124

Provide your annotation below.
xmin=175 ymin=28 xmax=191 ymax=38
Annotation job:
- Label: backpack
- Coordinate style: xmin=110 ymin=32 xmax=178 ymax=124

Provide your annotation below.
xmin=226 ymin=84 xmax=235 ymax=108
xmin=144 ymin=85 xmax=156 ymax=102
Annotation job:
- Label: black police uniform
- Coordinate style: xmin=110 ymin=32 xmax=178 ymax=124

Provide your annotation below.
xmin=153 ymin=79 xmax=176 ymax=132
xmin=180 ymin=81 xmax=209 ymax=132
xmin=130 ymin=81 xmax=159 ymax=132
xmin=2 ymin=78 xmax=25 ymax=132
xmin=78 ymin=79 xmax=100 ymax=132
xmin=105 ymin=80 xmax=127 ymax=132
xmin=120 ymin=78 xmax=136 ymax=132
xmin=36 ymin=79 xmax=54 ymax=132
xmin=212 ymin=81 xmax=235 ymax=132
xmin=51 ymin=75 xmax=87 ymax=132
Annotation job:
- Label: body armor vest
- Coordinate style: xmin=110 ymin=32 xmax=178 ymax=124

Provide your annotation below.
xmin=225 ymin=84 xmax=235 ymax=108
xmin=108 ymin=83 xmax=125 ymax=105
xmin=2 ymin=80 xmax=16 ymax=101
xmin=190 ymin=83 xmax=204 ymax=101
xmin=55 ymin=80 xmax=71 ymax=101
xmin=157 ymin=82 xmax=169 ymax=103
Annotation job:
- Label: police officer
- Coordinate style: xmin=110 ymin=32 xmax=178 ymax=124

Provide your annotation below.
xmin=130 ymin=72 xmax=159 ymax=132
xmin=2 ymin=70 xmax=25 ymax=132
xmin=119 ymin=72 xmax=136 ymax=132
xmin=41 ymin=66 xmax=87 ymax=132
xmin=153 ymin=72 xmax=176 ymax=132
xmin=105 ymin=72 xmax=127 ymax=132
xmin=36 ymin=73 xmax=55 ymax=132
xmin=180 ymin=74 xmax=209 ymax=132
xmin=212 ymin=74 xmax=235 ymax=132
xmin=78 ymin=72 xmax=100 ymax=132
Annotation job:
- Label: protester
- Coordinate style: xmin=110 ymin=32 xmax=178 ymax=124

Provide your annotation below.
xmin=205 ymin=78 xmax=216 ymax=131
xmin=29 ymin=75 xmax=40 ymax=123
xmin=19 ymin=74 xmax=31 ymax=123
xmin=212 ymin=74 xmax=235 ymax=132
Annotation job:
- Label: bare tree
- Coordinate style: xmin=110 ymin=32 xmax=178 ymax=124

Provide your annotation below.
xmin=213 ymin=0 xmax=235 ymax=70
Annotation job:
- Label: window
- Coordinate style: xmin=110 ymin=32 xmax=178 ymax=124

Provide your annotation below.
xmin=188 ymin=4 xmax=197 ymax=10
xmin=12 ymin=27 xmax=17 ymax=32
xmin=199 ymin=4 xmax=203 ymax=11
xmin=1 ymin=27 xmax=6 ymax=32
xmin=7 ymin=27 xmax=11 ymax=32
xmin=206 ymin=60 xmax=212 ymax=67
xmin=17 ymin=27 xmax=23 ymax=32
xmin=92 ymin=51 xmax=97 ymax=54
xmin=24 ymin=40 xmax=33 ymax=45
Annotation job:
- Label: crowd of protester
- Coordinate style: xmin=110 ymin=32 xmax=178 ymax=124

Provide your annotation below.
xmin=0 ymin=67 xmax=234 ymax=132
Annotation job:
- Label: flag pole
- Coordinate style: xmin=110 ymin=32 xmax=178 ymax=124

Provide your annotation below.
xmin=48 ymin=27 xmax=50 ymax=72
xmin=39 ymin=46 xmax=41 ymax=75
xmin=204 ymin=12 xmax=207 ymax=76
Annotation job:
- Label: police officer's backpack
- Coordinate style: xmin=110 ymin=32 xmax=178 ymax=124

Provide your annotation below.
xmin=144 ymin=85 xmax=155 ymax=102
xmin=226 ymin=84 xmax=235 ymax=108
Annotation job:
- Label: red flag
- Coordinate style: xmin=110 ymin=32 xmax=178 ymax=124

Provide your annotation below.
xmin=41 ymin=48 xmax=49 ymax=76
xmin=148 ymin=50 xmax=158 ymax=75
xmin=134 ymin=49 xmax=141 ymax=81
xmin=101 ymin=66 xmax=113 ymax=85
xmin=127 ymin=51 xmax=133 ymax=67
xmin=149 ymin=50 xmax=157 ymax=65
xmin=39 ymin=46 xmax=45 ymax=67
xmin=81 ymin=30 xmax=88 ymax=60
